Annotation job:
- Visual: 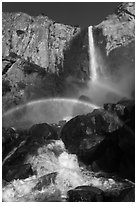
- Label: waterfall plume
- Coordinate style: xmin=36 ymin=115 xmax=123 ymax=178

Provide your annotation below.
xmin=81 ymin=25 xmax=134 ymax=107
xmin=88 ymin=26 xmax=98 ymax=81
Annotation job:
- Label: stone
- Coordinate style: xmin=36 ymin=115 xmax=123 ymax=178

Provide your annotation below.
xmin=29 ymin=123 xmax=59 ymax=141
xmin=67 ymin=178 xmax=135 ymax=202
xmin=3 ymin=163 xmax=34 ymax=182
xmin=2 ymin=127 xmax=28 ymax=160
xmin=32 ymin=172 xmax=57 ymax=191
xmin=103 ymin=185 xmax=135 ymax=202
xmin=67 ymin=185 xmax=103 ymax=201
xmin=60 ymin=106 xmax=121 ymax=157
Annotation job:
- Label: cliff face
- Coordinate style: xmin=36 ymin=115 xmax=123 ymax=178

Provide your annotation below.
xmin=2 ymin=2 xmax=135 ymax=112
xmin=2 ymin=12 xmax=80 ymax=73
xmin=93 ymin=2 xmax=135 ymax=78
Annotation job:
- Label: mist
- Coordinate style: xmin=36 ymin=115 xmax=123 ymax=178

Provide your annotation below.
xmin=2 ymin=99 xmax=98 ymax=129
xmin=79 ymin=27 xmax=135 ymax=107
xmin=80 ymin=66 xmax=135 ymax=107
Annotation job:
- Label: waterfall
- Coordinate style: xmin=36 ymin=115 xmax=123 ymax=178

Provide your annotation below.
xmin=88 ymin=26 xmax=98 ymax=81
xmin=85 ymin=26 xmax=132 ymax=105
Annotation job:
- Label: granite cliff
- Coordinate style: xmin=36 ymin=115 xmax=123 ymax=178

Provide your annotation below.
xmin=2 ymin=2 xmax=135 ymax=112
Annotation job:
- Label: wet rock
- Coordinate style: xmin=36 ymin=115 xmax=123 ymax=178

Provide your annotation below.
xmin=29 ymin=123 xmax=59 ymax=141
xmin=2 ymin=123 xmax=58 ymax=168
xmin=33 ymin=172 xmax=57 ymax=191
xmin=3 ymin=163 xmax=34 ymax=182
xmin=51 ymin=120 xmax=67 ymax=137
xmin=67 ymin=178 xmax=135 ymax=202
xmin=67 ymin=185 xmax=103 ymax=201
xmin=60 ymin=106 xmax=121 ymax=158
xmin=104 ymin=99 xmax=135 ymax=129
xmin=61 ymin=100 xmax=135 ymax=180
xmin=2 ymin=127 xmax=28 ymax=160
xmin=103 ymin=185 xmax=135 ymax=202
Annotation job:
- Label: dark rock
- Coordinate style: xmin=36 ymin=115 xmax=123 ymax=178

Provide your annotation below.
xmin=33 ymin=172 xmax=57 ymax=191
xmin=79 ymin=95 xmax=93 ymax=103
xmin=2 ymin=127 xmax=29 ymax=161
xmin=29 ymin=123 xmax=59 ymax=141
xmin=51 ymin=120 xmax=67 ymax=137
xmin=67 ymin=178 xmax=135 ymax=202
xmin=16 ymin=30 xmax=25 ymax=36
xmin=104 ymin=99 xmax=135 ymax=128
xmin=2 ymin=123 xmax=58 ymax=168
xmin=61 ymin=100 xmax=135 ymax=180
xmin=61 ymin=107 xmax=121 ymax=158
xmin=3 ymin=163 xmax=34 ymax=182
xmin=61 ymin=114 xmax=105 ymax=157
xmin=67 ymin=185 xmax=104 ymax=202
xmin=103 ymin=186 xmax=135 ymax=202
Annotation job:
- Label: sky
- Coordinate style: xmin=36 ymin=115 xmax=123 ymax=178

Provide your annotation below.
xmin=2 ymin=2 xmax=121 ymax=27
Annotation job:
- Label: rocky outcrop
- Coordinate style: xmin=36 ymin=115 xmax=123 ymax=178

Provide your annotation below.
xmin=93 ymin=2 xmax=135 ymax=87
xmin=60 ymin=99 xmax=135 ymax=181
xmin=94 ymin=2 xmax=135 ymax=55
xmin=2 ymin=12 xmax=80 ymax=73
xmin=2 ymin=13 xmax=81 ymax=111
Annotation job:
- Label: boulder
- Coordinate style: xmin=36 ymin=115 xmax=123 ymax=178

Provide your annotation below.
xmin=61 ymin=100 xmax=135 ymax=180
xmin=29 ymin=123 xmax=59 ymax=141
xmin=67 ymin=185 xmax=103 ymax=202
xmin=67 ymin=175 xmax=135 ymax=202
xmin=32 ymin=172 xmax=57 ymax=191
xmin=2 ymin=123 xmax=58 ymax=168
xmin=2 ymin=127 xmax=29 ymax=160
xmin=67 ymin=182 xmax=135 ymax=202
xmin=60 ymin=106 xmax=121 ymax=158
xmin=3 ymin=163 xmax=34 ymax=182
xmin=103 ymin=186 xmax=135 ymax=202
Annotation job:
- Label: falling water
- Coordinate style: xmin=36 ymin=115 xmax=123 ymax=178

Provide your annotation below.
xmin=88 ymin=26 xmax=98 ymax=81
xmin=87 ymin=25 xmax=133 ymax=105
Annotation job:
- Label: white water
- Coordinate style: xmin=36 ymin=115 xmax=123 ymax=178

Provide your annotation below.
xmin=88 ymin=26 xmax=98 ymax=81
xmin=3 ymin=140 xmax=124 ymax=201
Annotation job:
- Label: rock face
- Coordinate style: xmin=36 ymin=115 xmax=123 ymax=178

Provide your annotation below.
xmin=61 ymin=99 xmax=135 ymax=181
xmin=2 ymin=3 xmax=135 ymax=112
xmin=2 ymin=12 xmax=80 ymax=72
xmin=94 ymin=2 xmax=135 ymax=55
xmin=93 ymin=2 xmax=135 ymax=85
